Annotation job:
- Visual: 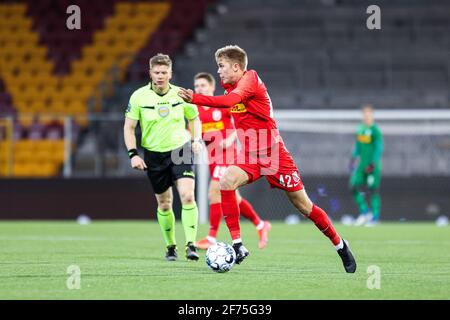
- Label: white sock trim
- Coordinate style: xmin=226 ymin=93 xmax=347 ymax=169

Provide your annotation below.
xmin=335 ymin=238 xmax=344 ymax=250
xmin=206 ymin=236 xmax=216 ymax=243
xmin=232 ymin=238 xmax=242 ymax=244
xmin=256 ymin=221 xmax=265 ymax=230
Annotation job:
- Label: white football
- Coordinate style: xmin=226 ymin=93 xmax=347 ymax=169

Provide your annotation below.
xmin=205 ymin=242 xmax=236 ymax=273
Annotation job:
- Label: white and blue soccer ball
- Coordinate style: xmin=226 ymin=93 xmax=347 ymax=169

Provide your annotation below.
xmin=205 ymin=242 xmax=236 ymax=273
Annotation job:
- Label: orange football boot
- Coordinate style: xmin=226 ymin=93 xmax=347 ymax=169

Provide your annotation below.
xmin=195 ymin=237 xmax=215 ymax=250
xmin=257 ymin=221 xmax=272 ymax=249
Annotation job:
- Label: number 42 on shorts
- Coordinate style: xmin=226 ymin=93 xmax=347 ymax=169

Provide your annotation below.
xmin=279 ymin=172 xmax=301 ymax=188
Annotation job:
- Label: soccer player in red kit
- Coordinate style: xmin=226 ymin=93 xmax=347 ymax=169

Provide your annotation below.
xmin=193 ymin=72 xmax=272 ymax=250
xmin=179 ymin=45 xmax=356 ymax=272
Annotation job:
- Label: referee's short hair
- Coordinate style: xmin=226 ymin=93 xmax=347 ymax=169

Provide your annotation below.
xmin=149 ymin=53 xmax=172 ymax=69
xmin=194 ymin=72 xmax=216 ymax=87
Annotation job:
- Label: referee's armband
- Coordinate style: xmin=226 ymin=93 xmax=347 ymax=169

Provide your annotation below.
xmin=128 ymin=149 xmax=139 ymax=159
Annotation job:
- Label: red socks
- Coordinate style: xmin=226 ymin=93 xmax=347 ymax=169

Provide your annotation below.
xmin=209 ymin=196 xmax=260 ymax=239
xmin=308 ymin=204 xmax=341 ymax=246
xmin=239 ymin=198 xmax=261 ymax=226
xmin=208 ymin=203 xmax=222 ymax=238
xmin=220 ymin=190 xmax=241 ymax=241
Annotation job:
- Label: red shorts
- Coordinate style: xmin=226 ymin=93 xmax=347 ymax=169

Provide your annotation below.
xmin=209 ymin=163 xmax=228 ymax=181
xmin=234 ymin=141 xmax=303 ymax=192
xmin=207 ymin=145 xmax=237 ymax=181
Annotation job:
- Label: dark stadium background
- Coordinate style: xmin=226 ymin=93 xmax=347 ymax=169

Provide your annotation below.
xmin=1 ymin=0 xmax=449 ymax=223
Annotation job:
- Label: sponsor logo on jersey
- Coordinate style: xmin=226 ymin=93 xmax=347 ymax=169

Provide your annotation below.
xmin=202 ymin=121 xmax=224 ymax=133
xmin=230 ymin=103 xmax=247 ymax=113
xmin=357 ymin=134 xmax=372 ymax=144
xmin=212 ymin=110 xmax=222 ymax=121
xmin=158 ymin=106 xmax=170 ymax=117
xmin=126 ymin=103 xmax=131 ymax=113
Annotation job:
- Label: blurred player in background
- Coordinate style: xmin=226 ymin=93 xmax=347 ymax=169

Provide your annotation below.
xmin=349 ymin=104 xmax=384 ymax=227
xmin=193 ymin=72 xmax=272 ymax=250
xmin=179 ymin=45 xmax=356 ymax=273
xmin=124 ymin=54 xmax=202 ymax=261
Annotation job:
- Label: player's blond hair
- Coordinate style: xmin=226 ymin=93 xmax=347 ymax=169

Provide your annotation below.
xmin=194 ymin=72 xmax=216 ymax=87
xmin=215 ymin=45 xmax=248 ymax=70
xmin=149 ymin=53 xmax=172 ymax=69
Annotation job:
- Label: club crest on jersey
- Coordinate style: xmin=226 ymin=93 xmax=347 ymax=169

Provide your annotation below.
xmin=230 ymin=103 xmax=247 ymax=113
xmin=212 ymin=110 xmax=222 ymax=121
xmin=158 ymin=106 xmax=170 ymax=117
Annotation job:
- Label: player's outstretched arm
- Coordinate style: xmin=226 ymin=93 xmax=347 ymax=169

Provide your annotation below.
xmin=178 ymin=88 xmax=241 ymax=108
xmin=124 ymin=117 xmax=147 ymax=171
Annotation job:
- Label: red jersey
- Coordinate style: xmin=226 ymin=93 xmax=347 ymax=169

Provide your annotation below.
xmin=193 ymin=70 xmax=281 ymax=153
xmin=197 ymin=105 xmax=234 ymax=145
xmin=198 ymin=105 xmax=237 ymax=167
xmin=191 ymin=70 xmax=302 ymax=191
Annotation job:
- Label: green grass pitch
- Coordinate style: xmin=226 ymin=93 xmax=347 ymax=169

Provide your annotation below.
xmin=0 ymin=221 xmax=449 ymax=299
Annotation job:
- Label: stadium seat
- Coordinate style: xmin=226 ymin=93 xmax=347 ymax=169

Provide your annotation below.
xmin=0 ymin=1 xmax=213 ymax=177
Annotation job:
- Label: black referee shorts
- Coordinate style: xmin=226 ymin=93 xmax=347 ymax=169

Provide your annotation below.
xmin=144 ymin=142 xmax=195 ymax=194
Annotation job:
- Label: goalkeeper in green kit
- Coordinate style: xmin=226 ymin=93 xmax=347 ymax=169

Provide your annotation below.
xmin=349 ymin=104 xmax=384 ymax=227
xmin=124 ymin=54 xmax=202 ymax=261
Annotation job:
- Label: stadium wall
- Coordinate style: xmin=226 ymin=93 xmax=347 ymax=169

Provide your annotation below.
xmin=238 ymin=176 xmax=450 ymax=222
xmin=0 ymin=178 xmax=159 ymax=220
xmin=1 ymin=177 xmax=448 ymax=221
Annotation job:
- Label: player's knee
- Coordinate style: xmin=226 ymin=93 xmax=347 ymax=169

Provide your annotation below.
xmin=158 ymin=201 xmax=172 ymax=212
xmin=219 ymin=174 xmax=237 ymax=190
xmin=180 ymin=191 xmax=195 ymax=205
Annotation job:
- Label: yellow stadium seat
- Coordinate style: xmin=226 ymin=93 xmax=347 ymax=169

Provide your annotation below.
xmin=34 ymin=75 xmax=58 ymax=88
xmin=0 ymin=166 xmax=9 ymax=176
xmin=52 ymin=146 xmax=65 ymax=163
xmin=70 ymin=101 xmax=86 ymax=113
xmin=51 ymin=140 xmax=65 ymax=151
xmin=28 ymin=161 xmax=55 ymax=177
xmin=34 ymin=148 xmax=51 ymax=162
xmin=13 ymin=162 xmax=31 ymax=177
xmin=14 ymin=98 xmax=37 ymax=113
xmin=0 ymin=142 xmax=9 ymax=154
xmin=14 ymin=148 xmax=33 ymax=162
xmin=37 ymin=140 xmax=54 ymax=151
xmin=14 ymin=139 xmax=34 ymax=151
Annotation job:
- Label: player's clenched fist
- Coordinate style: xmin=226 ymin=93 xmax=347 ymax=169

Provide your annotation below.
xmin=131 ymin=156 xmax=147 ymax=170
